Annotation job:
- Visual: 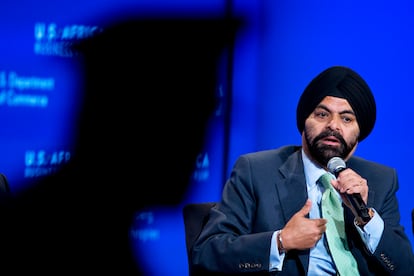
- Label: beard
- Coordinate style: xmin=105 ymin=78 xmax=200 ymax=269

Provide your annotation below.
xmin=304 ymin=128 xmax=357 ymax=167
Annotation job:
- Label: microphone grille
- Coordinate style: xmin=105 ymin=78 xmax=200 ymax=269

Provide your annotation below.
xmin=327 ymin=156 xmax=346 ymax=174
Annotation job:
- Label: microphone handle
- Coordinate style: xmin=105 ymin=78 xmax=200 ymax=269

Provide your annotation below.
xmin=345 ymin=193 xmax=371 ymax=222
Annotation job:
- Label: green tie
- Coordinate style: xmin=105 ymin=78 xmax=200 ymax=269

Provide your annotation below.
xmin=319 ymin=173 xmax=360 ymax=276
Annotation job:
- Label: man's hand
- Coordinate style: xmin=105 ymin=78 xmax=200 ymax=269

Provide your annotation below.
xmin=280 ymin=199 xmax=327 ymax=251
xmin=331 ymin=168 xmax=368 ymax=208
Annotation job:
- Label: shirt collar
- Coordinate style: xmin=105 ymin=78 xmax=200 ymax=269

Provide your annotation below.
xmin=301 ymin=149 xmax=329 ymax=189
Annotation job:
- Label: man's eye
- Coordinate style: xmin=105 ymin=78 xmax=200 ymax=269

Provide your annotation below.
xmin=343 ymin=117 xmax=353 ymax=123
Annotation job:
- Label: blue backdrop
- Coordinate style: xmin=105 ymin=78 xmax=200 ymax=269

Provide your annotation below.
xmin=1 ymin=1 xmax=413 ymax=275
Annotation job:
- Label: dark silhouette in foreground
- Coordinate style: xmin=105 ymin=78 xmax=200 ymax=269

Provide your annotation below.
xmin=0 ymin=17 xmax=239 ymax=275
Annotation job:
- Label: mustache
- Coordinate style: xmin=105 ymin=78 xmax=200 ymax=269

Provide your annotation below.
xmin=315 ymin=130 xmax=346 ymax=145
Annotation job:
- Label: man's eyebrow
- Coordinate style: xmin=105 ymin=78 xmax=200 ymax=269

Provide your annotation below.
xmin=340 ymin=110 xmax=356 ymax=116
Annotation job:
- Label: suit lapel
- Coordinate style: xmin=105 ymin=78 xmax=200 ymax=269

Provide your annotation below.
xmin=275 ymin=150 xmax=310 ymax=271
xmin=277 ymin=150 xmax=308 ymax=220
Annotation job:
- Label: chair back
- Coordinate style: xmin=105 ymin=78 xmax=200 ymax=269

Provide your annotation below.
xmin=182 ymin=202 xmax=216 ymax=275
xmin=0 ymin=174 xmax=10 ymax=194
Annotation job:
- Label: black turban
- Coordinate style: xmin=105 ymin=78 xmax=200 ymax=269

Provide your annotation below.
xmin=296 ymin=66 xmax=376 ymax=142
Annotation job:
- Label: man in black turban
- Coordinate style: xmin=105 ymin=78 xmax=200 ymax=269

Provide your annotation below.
xmin=296 ymin=66 xmax=376 ymax=143
xmin=191 ymin=65 xmax=414 ymax=275
xmin=297 ymin=66 xmax=377 ymax=167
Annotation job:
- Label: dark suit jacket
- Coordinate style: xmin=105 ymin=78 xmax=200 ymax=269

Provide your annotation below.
xmin=192 ymin=145 xmax=414 ymax=275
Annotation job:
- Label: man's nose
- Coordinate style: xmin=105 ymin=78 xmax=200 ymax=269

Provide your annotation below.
xmin=327 ymin=115 xmax=341 ymax=130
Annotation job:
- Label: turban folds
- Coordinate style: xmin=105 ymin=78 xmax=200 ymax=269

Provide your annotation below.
xmin=296 ymin=66 xmax=376 ymax=142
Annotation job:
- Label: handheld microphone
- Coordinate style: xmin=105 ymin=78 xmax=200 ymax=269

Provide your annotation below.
xmin=327 ymin=157 xmax=371 ymax=222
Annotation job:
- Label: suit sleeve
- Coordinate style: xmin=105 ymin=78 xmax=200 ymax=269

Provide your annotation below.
xmin=369 ymin=168 xmax=414 ymax=275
